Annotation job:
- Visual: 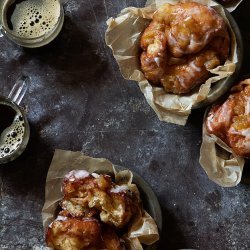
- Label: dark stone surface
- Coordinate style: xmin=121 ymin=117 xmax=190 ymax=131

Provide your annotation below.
xmin=0 ymin=0 xmax=249 ymax=249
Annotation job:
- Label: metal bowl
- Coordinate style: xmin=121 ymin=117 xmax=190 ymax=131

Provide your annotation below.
xmin=54 ymin=165 xmax=163 ymax=249
xmin=193 ymin=5 xmax=243 ymax=109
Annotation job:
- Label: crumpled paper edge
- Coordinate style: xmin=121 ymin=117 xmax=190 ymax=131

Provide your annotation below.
xmin=42 ymin=149 xmax=160 ymax=249
xmin=199 ymin=122 xmax=244 ymax=187
xmin=105 ymin=0 xmax=238 ymax=125
xmin=199 ymin=98 xmax=246 ymax=187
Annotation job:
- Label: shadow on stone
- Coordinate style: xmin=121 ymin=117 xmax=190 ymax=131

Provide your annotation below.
xmin=159 ymin=207 xmax=187 ymax=249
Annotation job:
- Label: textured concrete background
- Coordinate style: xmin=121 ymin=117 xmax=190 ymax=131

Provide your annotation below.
xmin=0 ymin=0 xmax=249 ymax=249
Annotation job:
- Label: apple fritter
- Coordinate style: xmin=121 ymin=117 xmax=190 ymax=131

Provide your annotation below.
xmin=154 ymin=2 xmax=227 ymax=57
xmin=140 ymin=1 xmax=230 ymax=94
xmin=206 ymin=79 xmax=250 ymax=158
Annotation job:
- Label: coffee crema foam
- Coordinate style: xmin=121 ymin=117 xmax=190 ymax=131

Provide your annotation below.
xmin=10 ymin=0 xmax=61 ymax=38
xmin=0 ymin=108 xmax=25 ymax=158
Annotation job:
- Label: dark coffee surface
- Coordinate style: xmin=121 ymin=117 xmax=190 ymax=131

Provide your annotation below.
xmin=0 ymin=104 xmax=16 ymax=134
xmin=5 ymin=0 xmax=61 ymax=39
xmin=0 ymin=0 xmax=249 ymax=249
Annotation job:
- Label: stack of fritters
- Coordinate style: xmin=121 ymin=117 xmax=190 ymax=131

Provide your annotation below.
xmin=140 ymin=2 xmax=230 ymax=94
xmin=46 ymin=170 xmax=140 ymax=250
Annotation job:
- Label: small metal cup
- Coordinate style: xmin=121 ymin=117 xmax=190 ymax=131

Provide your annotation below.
xmin=0 ymin=76 xmax=30 ymax=164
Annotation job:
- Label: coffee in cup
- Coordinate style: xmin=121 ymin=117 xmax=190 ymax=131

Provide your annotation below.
xmin=0 ymin=0 xmax=64 ymax=47
xmin=0 ymin=76 xmax=30 ymax=164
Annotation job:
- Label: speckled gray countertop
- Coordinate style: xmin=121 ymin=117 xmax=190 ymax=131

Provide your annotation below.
xmin=0 ymin=0 xmax=249 ymax=249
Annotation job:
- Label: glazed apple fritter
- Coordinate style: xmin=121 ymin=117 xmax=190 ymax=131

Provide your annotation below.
xmin=160 ymin=50 xmax=220 ymax=94
xmin=206 ymin=79 xmax=250 ymax=158
xmin=140 ymin=2 xmax=230 ymax=94
xmin=154 ymin=2 xmax=227 ymax=57
xmin=61 ymin=170 xmax=139 ymax=228
xmin=46 ymin=216 xmax=121 ymax=250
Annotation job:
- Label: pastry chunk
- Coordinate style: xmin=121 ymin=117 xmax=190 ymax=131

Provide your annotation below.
xmin=160 ymin=50 xmax=220 ymax=94
xmin=46 ymin=216 xmax=121 ymax=250
xmin=62 ymin=170 xmax=139 ymax=228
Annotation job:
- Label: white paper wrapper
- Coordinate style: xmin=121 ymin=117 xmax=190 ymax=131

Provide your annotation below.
xmin=200 ymin=121 xmax=245 ymax=187
xmin=42 ymin=149 xmax=160 ymax=249
xmin=105 ymin=0 xmax=238 ymax=125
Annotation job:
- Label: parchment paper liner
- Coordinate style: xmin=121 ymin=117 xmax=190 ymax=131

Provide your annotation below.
xmin=199 ymin=80 xmax=250 ymax=187
xmin=42 ymin=149 xmax=159 ymax=249
xmin=200 ymin=120 xmax=244 ymax=187
xmin=105 ymin=0 xmax=238 ymax=125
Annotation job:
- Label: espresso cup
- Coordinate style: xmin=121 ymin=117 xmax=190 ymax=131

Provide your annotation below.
xmin=0 ymin=76 xmax=30 ymax=164
xmin=0 ymin=0 xmax=65 ymax=48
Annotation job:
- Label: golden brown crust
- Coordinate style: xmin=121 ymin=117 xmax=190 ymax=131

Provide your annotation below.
xmin=206 ymin=80 xmax=250 ymax=158
xmin=140 ymin=2 xmax=230 ymax=94
xmin=140 ymin=51 xmax=166 ymax=85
